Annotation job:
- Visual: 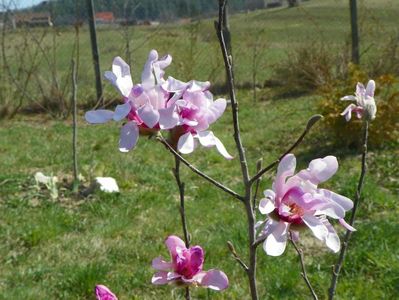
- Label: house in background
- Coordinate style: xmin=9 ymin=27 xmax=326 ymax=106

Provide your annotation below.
xmin=14 ymin=12 xmax=52 ymax=27
xmin=95 ymin=12 xmax=115 ymax=24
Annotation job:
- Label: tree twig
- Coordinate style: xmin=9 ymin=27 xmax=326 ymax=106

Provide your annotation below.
xmin=290 ymin=232 xmax=319 ymax=300
xmin=157 ymin=135 xmax=244 ymax=202
xmin=252 ymin=158 xmax=263 ymax=213
xmin=227 ymin=241 xmax=249 ymax=272
xmin=71 ymin=59 xmax=79 ymax=193
xmin=250 ymin=114 xmax=323 ymax=185
xmin=328 ymin=121 xmax=369 ymax=300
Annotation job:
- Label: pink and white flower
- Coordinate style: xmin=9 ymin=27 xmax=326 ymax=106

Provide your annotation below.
xmin=151 ymin=235 xmax=229 ymax=291
xmin=95 ymin=285 xmax=118 ymax=300
xmin=258 ymin=154 xmax=354 ymax=256
xmin=163 ymin=78 xmax=233 ymax=159
xmin=85 ymin=50 xmax=179 ymax=152
xmin=340 ymin=80 xmax=377 ymax=121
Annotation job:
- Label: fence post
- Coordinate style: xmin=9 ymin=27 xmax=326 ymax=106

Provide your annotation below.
xmin=86 ymin=0 xmax=103 ymax=106
xmin=349 ymin=0 xmax=360 ymax=64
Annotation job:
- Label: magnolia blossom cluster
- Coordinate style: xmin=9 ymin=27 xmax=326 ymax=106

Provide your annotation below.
xmin=85 ymin=50 xmax=232 ymax=159
xmin=258 ymin=154 xmax=354 ymax=256
xmin=340 ymin=80 xmax=377 ymax=121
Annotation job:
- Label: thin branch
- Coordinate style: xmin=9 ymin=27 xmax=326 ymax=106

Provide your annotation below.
xmin=290 ymin=233 xmax=318 ymax=300
xmin=157 ymin=135 xmax=244 ymax=202
xmin=328 ymin=121 xmax=369 ymax=300
xmin=173 ymin=156 xmax=190 ymax=248
xmin=252 ymin=158 xmax=263 ymax=213
xmin=227 ymin=241 xmax=249 ymax=272
xmin=71 ymin=59 xmax=79 ymax=193
xmin=216 ymin=0 xmax=250 ymax=185
xmin=250 ymin=114 xmax=323 ymax=185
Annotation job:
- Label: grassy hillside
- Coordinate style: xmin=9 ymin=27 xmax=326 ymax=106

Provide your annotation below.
xmin=0 ymin=0 xmax=398 ymax=299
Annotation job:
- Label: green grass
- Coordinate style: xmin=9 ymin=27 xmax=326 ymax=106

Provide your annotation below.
xmin=1 ymin=0 xmax=399 ymax=299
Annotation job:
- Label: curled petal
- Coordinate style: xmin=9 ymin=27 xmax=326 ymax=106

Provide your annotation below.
xmin=340 ymin=95 xmax=357 ymax=101
xmin=178 ymin=132 xmax=195 ymax=154
xmin=356 ymin=82 xmax=365 ymax=97
xmin=162 ymin=76 xmax=188 ymax=92
xmin=264 ymin=221 xmax=289 ymax=256
xmin=340 ymin=103 xmax=357 ymax=121
xmin=85 ymin=110 xmax=114 ymax=124
xmin=196 ymin=131 xmax=233 ymax=159
xmin=151 ymin=271 xmax=170 ymax=285
xmin=322 ymin=219 xmax=341 ymax=253
xmin=339 ymin=218 xmax=356 ymax=231
xmin=318 ymin=189 xmax=353 ymax=211
xmin=119 ymin=122 xmax=139 ymax=152
xmin=141 ymin=50 xmax=159 ymax=88
xmin=187 ymin=80 xmax=211 ymax=92
xmin=95 ymin=285 xmax=118 ymax=300
xmin=198 ymin=269 xmax=229 ymax=291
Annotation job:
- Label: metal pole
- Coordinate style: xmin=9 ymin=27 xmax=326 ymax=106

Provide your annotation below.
xmin=349 ymin=0 xmax=360 ymax=64
xmin=86 ymin=0 xmax=103 ymax=105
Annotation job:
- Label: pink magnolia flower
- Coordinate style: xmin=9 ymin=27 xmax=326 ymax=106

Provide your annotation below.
xmin=163 ymin=77 xmax=233 ymax=159
xmin=151 ymin=235 xmax=229 ymax=291
xmin=85 ymin=50 xmax=179 ymax=152
xmin=95 ymin=285 xmax=118 ymax=300
xmin=340 ymin=80 xmax=377 ymax=121
xmin=258 ymin=154 xmax=355 ymax=256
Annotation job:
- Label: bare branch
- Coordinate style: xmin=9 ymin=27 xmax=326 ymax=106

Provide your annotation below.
xmin=329 ymin=121 xmax=369 ymax=299
xmin=250 ymin=114 xmax=323 ymax=184
xmin=227 ymin=241 xmax=249 ymax=272
xmin=157 ymin=135 xmax=244 ymax=202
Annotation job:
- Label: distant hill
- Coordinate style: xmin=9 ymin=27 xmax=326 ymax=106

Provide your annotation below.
xmin=27 ymin=0 xmax=267 ymax=24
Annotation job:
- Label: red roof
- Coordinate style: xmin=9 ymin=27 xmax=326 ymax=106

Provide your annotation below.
xmin=95 ymin=12 xmax=114 ymax=22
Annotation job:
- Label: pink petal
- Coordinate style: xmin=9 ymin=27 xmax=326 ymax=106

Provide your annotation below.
xmin=141 ymin=50 xmax=159 ymax=88
xmin=206 ymin=98 xmax=227 ymax=124
xmin=264 ymin=221 xmax=289 ymax=256
xmin=85 ymin=110 xmax=114 ymax=124
xmin=313 ymin=201 xmax=345 ymax=219
xmin=339 ymin=218 xmax=356 ymax=231
xmin=302 ymin=214 xmax=328 ymax=241
xmin=151 ymin=271 xmax=170 ymax=285
xmin=322 ymin=219 xmax=340 ymax=253
xmin=95 ymin=285 xmax=118 ymax=300
xmin=165 ymin=235 xmax=186 ymax=258
xmin=275 ymin=154 xmax=296 ymax=199
xmin=340 ymin=103 xmax=357 ymax=121
xmin=340 ymin=95 xmax=357 ymax=101
xmin=177 ymin=132 xmax=195 ymax=154
xmin=119 ymin=122 xmax=139 ymax=152
xmin=366 ymin=80 xmax=375 ymax=97
xmin=187 ymin=80 xmax=211 ymax=92
xmin=199 ymin=269 xmax=229 ymax=291
xmin=356 ymin=82 xmax=365 ymax=96
xmin=162 ymin=76 xmax=188 ymax=92
xmin=307 ymin=156 xmax=338 ymax=184
xmin=158 ymin=105 xmax=179 ymax=130
xmin=318 ymin=189 xmax=353 ymax=211
xmin=137 ymin=102 xmax=160 ymax=128
xmin=113 ymin=102 xmax=131 ymax=121
xmin=152 ymin=256 xmax=173 ymax=271
xmin=104 ymin=56 xmax=133 ymax=97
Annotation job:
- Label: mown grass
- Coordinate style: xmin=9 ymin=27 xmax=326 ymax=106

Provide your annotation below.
xmin=1 ymin=0 xmax=398 ymax=299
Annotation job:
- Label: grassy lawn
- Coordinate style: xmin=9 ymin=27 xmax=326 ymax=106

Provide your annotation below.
xmin=0 ymin=0 xmax=398 ymax=299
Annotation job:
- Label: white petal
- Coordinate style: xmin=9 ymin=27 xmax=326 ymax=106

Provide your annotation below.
xmin=339 ymin=218 xmax=356 ymax=231
xmin=177 ymin=132 xmax=195 ymax=154
xmin=259 ymin=198 xmax=275 ymax=214
xmin=113 ymin=102 xmax=131 ymax=121
xmin=85 ymin=110 xmax=114 ymax=124
xmin=340 ymin=95 xmax=357 ymax=101
xmin=366 ymin=80 xmax=375 ymax=97
xmin=318 ymin=189 xmax=353 ymax=211
xmin=263 ymin=221 xmax=289 ymax=256
xmin=308 ymin=156 xmax=338 ymax=183
xmin=105 ymin=56 xmax=133 ymax=97
xmin=119 ymin=122 xmax=139 ymax=152
xmin=302 ymin=214 xmax=328 ymax=241
xmin=197 ymin=131 xmax=216 ymax=147
xmin=95 ymin=177 xmax=119 ymax=193
xmin=158 ymin=105 xmax=179 ymax=130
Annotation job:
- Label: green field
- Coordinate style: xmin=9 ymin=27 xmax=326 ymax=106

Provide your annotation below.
xmin=1 ymin=0 xmax=398 ymax=299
